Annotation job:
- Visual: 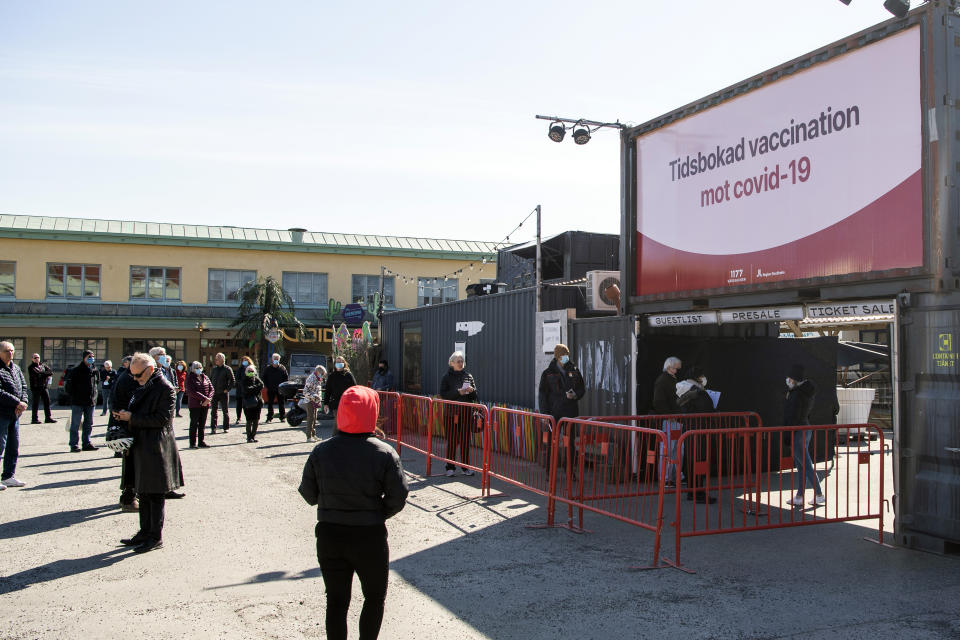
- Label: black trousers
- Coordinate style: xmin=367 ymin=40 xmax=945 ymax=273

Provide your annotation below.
xmin=316 ymin=522 xmax=389 ymax=640
xmin=265 ymin=388 xmax=285 ymax=420
xmin=189 ymin=407 xmax=208 ymax=447
xmin=138 ymin=492 xmax=166 ymax=541
xmin=209 ymin=392 xmax=230 ymax=429
xmin=244 ymin=405 xmax=262 ymax=440
xmin=235 ymin=393 xmax=243 ymax=423
xmin=31 ymin=386 xmax=52 ymax=421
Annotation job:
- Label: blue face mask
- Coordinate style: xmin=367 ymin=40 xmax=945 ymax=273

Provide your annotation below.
xmin=195 ymin=367 xmax=203 ymax=374
xmin=176 ymin=365 xmax=184 ymax=371
xmin=335 ymin=362 xmax=344 ymax=370
xmin=86 ymin=357 xmax=95 ymax=365
xmin=560 ymin=355 xmax=569 ymax=365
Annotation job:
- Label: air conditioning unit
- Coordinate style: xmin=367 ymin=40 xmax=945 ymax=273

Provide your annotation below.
xmin=586 ymin=270 xmax=621 ymax=312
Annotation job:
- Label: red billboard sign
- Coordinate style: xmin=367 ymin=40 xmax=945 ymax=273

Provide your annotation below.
xmin=634 ymin=27 xmax=922 ymax=297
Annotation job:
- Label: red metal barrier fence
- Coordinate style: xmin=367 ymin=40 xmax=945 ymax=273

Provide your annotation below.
xmin=383 ymin=395 xmax=886 ymax=572
xmin=664 ymin=423 xmax=886 ymax=572
xmin=549 ymin=418 xmax=669 ymax=568
xmin=428 ymin=398 xmax=489 ymax=480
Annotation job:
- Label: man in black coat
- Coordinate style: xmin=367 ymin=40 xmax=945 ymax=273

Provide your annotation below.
xmin=652 ymin=356 xmax=682 ymax=486
xmin=27 ymin=353 xmax=55 ymax=424
xmin=67 ymin=350 xmax=99 ymax=452
xmin=263 ymin=354 xmax=288 ymax=422
xmin=784 ymin=364 xmax=824 ymax=507
xmin=537 ymin=344 xmax=585 ymax=468
xmin=208 ymin=352 xmax=235 ymax=434
xmin=113 ymin=352 xmax=184 ymax=553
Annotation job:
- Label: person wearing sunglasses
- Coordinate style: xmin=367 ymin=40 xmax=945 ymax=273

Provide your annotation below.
xmin=112 ymin=352 xmax=184 ymax=553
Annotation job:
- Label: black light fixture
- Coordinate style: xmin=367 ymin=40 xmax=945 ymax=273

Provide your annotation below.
xmin=572 ymin=122 xmax=591 ymax=145
xmin=837 ymin=0 xmax=852 ymax=5
xmin=883 ymin=0 xmax=910 ymax=17
xmin=548 ymin=121 xmax=566 ymax=142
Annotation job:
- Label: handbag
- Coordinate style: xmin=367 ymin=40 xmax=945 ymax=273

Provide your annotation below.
xmin=242 ymin=393 xmax=260 ymax=409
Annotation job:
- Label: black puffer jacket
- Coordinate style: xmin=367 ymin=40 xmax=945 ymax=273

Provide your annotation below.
xmin=28 ymin=362 xmax=52 ymax=389
xmin=128 ymin=371 xmax=183 ymax=494
xmin=439 ymin=368 xmax=478 ymax=403
xmin=298 ymin=432 xmax=409 ymax=526
xmin=784 ymin=379 xmax=817 ymax=426
xmin=538 ymin=360 xmax=585 ymax=420
xmin=323 ymin=370 xmax=357 ymax=410
xmin=263 ymin=363 xmax=288 ymax=390
xmin=67 ymin=362 xmax=99 ymax=407
xmin=109 ymin=367 xmax=138 ymax=428
xmin=0 ymin=360 xmax=27 ymax=418
xmin=677 ymin=381 xmax=714 ymax=414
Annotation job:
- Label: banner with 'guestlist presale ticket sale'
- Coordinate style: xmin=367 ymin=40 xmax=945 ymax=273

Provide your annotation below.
xmin=635 ymin=27 xmax=922 ymax=297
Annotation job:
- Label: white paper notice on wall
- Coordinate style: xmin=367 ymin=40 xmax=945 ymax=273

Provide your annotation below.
xmin=542 ymin=321 xmax=561 ymax=354
xmin=455 ymin=341 xmax=466 ymax=362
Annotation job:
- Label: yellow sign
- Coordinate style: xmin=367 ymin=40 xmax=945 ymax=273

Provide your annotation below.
xmin=281 ymin=327 xmax=334 ymax=343
xmin=934 ymin=333 xmax=956 ymax=368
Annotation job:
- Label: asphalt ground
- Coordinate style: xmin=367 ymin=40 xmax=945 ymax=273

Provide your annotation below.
xmin=1 ymin=408 xmax=958 ymax=639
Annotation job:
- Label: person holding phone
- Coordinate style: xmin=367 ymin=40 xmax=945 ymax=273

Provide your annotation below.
xmin=438 ymin=351 xmax=478 ymax=477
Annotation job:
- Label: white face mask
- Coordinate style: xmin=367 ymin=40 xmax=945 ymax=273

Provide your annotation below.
xmin=699 ymin=377 xmax=707 ymax=387
xmin=177 ymin=365 xmax=183 ymax=371
xmin=786 ymin=378 xmax=795 ymax=389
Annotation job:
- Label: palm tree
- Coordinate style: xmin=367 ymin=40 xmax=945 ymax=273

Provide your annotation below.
xmin=230 ymin=276 xmax=305 ymax=370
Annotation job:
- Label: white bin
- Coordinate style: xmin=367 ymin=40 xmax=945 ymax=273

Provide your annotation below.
xmin=836 ymin=387 xmax=876 ymax=440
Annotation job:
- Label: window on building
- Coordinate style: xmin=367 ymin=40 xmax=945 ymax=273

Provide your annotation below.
xmin=282 ymin=272 xmax=329 ymax=306
xmin=0 ymin=262 xmax=14 ymax=297
xmin=46 ymin=264 xmax=100 ymax=299
xmin=131 ymin=266 xmax=181 ymax=301
xmin=352 ymin=275 xmax=394 ymax=309
xmin=417 ymin=277 xmax=458 ymax=306
xmin=208 ymin=269 xmax=256 ymax=302
xmin=42 ymin=338 xmax=107 ymax=372
xmin=122 ymin=339 xmax=185 ymax=363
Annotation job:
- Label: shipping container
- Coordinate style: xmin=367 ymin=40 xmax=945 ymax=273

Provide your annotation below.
xmin=617 ymin=3 xmax=959 ymax=553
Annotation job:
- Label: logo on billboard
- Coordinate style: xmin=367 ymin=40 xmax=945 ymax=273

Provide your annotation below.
xmin=934 ymin=333 xmax=956 ymax=368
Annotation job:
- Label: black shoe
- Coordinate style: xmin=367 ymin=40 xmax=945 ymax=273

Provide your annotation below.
xmin=45 ymin=418 xmax=57 ymax=423
xmin=120 ymin=533 xmax=147 ymax=546
xmin=198 ymin=442 xmax=209 ymax=448
xmin=31 ymin=419 xmax=41 ymax=424
xmin=165 ymin=491 xmax=185 ymax=499
xmin=223 ymin=428 xmax=229 ymax=433
xmin=113 ymin=451 xmax=123 ymax=458
xmin=133 ymin=539 xmax=163 ymax=553
xmin=70 ymin=446 xmax=82 ymax=453
xmin=209 ymin=429 xmax=216 ymax=435
xmin=81 ymin=444 xmax=98 ymax=451
xmin=188 ymin=445 xmax=197 ymax=449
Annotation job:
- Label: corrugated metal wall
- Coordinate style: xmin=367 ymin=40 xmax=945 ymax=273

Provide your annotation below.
xmin=381 ymin=288 xmax=538 ymax=408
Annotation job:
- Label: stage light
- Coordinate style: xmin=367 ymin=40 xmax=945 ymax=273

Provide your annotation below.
xmin=548 ymin=122 xmax=566 ymax=142
xmin=572 ymin=124 xmax=591 ymax=145
xmin=883 ymin=0 xmax=910 ymax=17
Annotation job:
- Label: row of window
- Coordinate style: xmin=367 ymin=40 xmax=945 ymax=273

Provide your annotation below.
xmin=0 ymin=262 xmax=459 ymax=307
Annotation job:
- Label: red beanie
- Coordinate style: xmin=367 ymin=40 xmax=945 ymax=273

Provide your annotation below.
xmin=336 ymin=386 xmax=380 ymax=434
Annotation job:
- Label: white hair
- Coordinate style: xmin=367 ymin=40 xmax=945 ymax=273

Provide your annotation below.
xmin=663 ymin=356 xmax=682 ymax=372
xmin=130 ymin=352 xmax=157 ymax=369
xmin=0 ymin=341 xmax=13 ymax=352
xmin=448 ymin=351 xmax=465 ymax=366
xmin=103 ymin=360 xmax=112 ymax=368
xmin=148 ymin=346 xmax=166 ymax=358
xmin=314 ymin=365 xmax=327 ymax=376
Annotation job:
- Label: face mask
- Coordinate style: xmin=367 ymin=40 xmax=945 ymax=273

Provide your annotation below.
xmin=242 ymin=361 xmax=250 ymax=367
xmin=86 ymin=357 xmax=95 ymax=365
xmin=195 ymin=367 xmax=203 ymax=374
xmin=786 ymin=378 xmax=795 ymax=389
xmin=560 ymin=355 xmax=569 ymax=365
xmin=272 ymin=358 xmax=280 ymax=364
xmin=177 ymin=365 xmax=183 ymax=371
xmin=700 ymin=378 xmax=707 ymax=387
xmin=246 ymin=370 xmax=256 ymax=377
xmin=335 ymin=362 xmax=344 ymax=370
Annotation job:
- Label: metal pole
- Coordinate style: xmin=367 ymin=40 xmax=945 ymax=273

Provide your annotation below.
xmin=535 ymin=204 xmax=542 ymax=313
xmin=378 ymin=265 xmax=385 ymax=323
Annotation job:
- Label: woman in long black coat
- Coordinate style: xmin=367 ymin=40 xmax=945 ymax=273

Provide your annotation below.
xmin=240 ymin=364 xmax=265 ymax=443
xmin=438 ymin=350 xmax=478 ymax=476
xmin=113 ymin=354 xmax=183 ymax=553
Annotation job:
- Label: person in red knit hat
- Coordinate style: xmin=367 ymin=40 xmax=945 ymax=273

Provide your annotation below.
xmin=298 ymin=386 xmax=409 ymax=640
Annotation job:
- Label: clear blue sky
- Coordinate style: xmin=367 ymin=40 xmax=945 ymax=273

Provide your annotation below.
xmin=0 ymin=1 xmax=907 ymax=244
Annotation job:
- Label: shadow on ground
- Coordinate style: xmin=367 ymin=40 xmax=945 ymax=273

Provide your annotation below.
xmin=0 ymin=504 xmax=120 ymax=540
xmin=0 ymin=548 xmax=132 ymax=595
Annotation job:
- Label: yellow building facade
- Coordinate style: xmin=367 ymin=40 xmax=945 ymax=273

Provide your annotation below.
xmin=0 ymin=215 xmax=497 ymax=387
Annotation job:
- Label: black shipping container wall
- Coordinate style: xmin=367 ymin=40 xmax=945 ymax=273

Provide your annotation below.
xmin=381 ymin=288 xmax=538 ymax=408
xmin=569 ymin=315 xmax=635 ymax=417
